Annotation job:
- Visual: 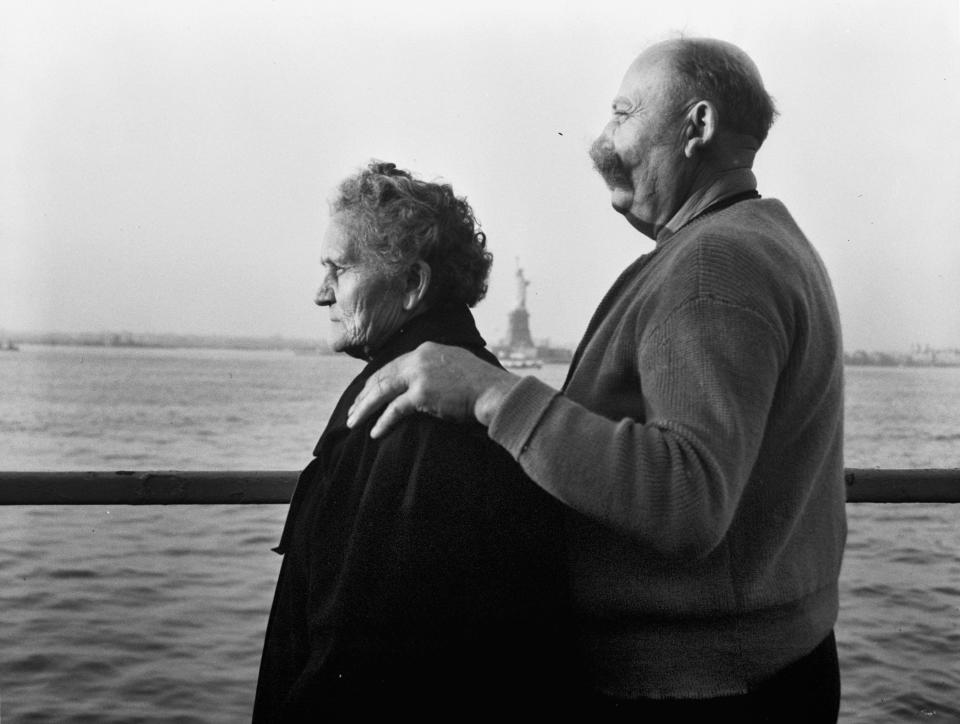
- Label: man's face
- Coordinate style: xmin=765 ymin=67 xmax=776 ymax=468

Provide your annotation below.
xmin=314 ymin=215 xmax=406 ymax=356
xmin=590 ymin=48 xmax=688 ymax=237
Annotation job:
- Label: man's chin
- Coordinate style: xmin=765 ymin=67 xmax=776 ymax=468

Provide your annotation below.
xmin=609 ymin=187 xmax=635 ymax=213
xmin=607 ymin=190 xmax=658 ymax=239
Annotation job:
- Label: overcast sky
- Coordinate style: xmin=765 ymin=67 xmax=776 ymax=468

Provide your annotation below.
xmin=2 ymin=0 xmax=958 ymax=352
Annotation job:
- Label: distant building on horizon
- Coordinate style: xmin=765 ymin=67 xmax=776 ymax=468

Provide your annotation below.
xmin=844 ymin=345 xmax=960 ymax=367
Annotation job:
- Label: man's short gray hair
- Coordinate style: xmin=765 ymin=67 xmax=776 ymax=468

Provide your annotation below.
xmin=667 ymin=38 xmax=778 ymax=145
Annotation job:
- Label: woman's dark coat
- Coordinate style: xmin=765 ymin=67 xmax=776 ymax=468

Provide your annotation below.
xmin=253 ymin=304 xmax=576 ymax=722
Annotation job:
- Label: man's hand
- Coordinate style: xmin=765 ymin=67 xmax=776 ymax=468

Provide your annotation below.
xmin=347 ymin=342 xmax=521 ymax=438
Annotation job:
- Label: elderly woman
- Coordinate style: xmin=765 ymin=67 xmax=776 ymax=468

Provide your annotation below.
xmin=253 ymin=162 xmax=576 ymax=721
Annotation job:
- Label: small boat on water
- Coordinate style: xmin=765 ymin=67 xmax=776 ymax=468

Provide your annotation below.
xmin=1 ymin=340 xmax=19 ymax=352
xmin=499 ymin=351 xmax=542 ymax=369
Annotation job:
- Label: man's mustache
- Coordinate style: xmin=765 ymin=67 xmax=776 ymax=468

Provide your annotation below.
xmin=589 ymin=137 xmax=632 ymax=188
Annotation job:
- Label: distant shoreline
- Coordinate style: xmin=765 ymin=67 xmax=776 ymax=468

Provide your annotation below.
xmin=3 ymin=333 xmax=958 ymax=368
xmin=844 ymin=348 xmax=960 ymax=368
xmin=1 ymin=331 xmax=331 ymax=354
xmin=1 ymin=331 xmax=578 ymax=360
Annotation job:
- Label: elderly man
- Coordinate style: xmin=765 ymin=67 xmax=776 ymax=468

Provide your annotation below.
xmin=348 ymin=38 xmax=846 ymax=721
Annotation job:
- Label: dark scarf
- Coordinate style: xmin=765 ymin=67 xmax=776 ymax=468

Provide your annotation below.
xmin=276 ymin=303 xmax=494 ymax=554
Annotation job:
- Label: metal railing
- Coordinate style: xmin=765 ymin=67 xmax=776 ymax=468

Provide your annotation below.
xmin=0 ymin=469 xmax=957 ymax=505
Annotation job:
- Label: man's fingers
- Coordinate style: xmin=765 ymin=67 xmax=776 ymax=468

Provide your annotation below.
xmin=368 ymin=394 xmax=418 ymax=439
xmin=347 ymin=365 xmax=406 ymax=429
xmin=347 ymin=343 xmax=486 ymax=436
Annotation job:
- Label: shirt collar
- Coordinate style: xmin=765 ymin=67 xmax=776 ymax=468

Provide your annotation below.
xmin=656 ymin=167 xmax=758 ymax=245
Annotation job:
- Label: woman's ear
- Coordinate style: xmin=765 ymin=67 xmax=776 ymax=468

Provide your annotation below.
xmin=683 ymin=100 xmax=718 ymax=158
xmin=402 ymin=260 xmax=431 ymax=311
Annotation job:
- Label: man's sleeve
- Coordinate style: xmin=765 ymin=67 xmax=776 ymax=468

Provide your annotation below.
xmin=488 ymin=295 xmax=785 ymax=560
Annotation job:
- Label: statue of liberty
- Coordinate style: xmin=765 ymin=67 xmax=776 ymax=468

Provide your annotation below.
xmin=506 ymin=259 xmax=535 ymax=350
xmin=515 ymin=259 xmax=530 ymax=311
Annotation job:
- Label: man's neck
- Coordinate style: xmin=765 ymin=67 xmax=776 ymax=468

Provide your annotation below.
xmin=656 ymin=167 xmax=758 ymax=244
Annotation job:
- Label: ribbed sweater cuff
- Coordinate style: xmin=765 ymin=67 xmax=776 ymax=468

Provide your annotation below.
xmin=488 ymin=375 xmax=558 ymax=459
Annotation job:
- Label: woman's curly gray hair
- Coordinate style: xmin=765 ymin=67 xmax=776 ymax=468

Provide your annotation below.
xmin=331 ymin=161 xmax=493 ymax=308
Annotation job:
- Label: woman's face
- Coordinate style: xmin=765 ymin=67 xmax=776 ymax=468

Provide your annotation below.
xmin=315 ymin=216 xmax=408 ymax=356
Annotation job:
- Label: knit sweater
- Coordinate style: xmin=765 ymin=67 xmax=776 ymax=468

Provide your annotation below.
xmin=489 ymin=197 xmax=847 ymax=699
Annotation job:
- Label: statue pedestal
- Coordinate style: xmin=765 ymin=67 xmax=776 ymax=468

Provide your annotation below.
xmin=507 ymin=308 xmax=534 ymax=349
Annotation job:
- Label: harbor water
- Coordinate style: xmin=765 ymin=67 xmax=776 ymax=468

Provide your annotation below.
xmin=1 ymin=346 xmax=958 ymax=722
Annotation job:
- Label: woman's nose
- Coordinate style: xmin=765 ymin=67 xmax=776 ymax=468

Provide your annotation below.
xmin=315 ymin=284 xmax=334 ymax=307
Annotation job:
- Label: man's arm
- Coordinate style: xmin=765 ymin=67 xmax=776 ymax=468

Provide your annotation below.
xmin=505 ymin=296 xmax=786 ymax=558
xmin=347 ymin=341 xmax=522 ymax=435
xmin=350 ymin=300 xmax=784 ymax=560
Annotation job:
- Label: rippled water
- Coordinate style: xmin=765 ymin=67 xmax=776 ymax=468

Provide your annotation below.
xmin=1 ymin=347 xmax=958 ymax=722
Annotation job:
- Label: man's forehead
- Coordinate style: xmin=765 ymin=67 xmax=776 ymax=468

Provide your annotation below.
xmin=615 ymin=49 xmax=675 ymax=104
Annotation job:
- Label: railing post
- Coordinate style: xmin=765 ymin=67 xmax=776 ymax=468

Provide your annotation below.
xmin=0 ymin=469 xmax=957 ymax=504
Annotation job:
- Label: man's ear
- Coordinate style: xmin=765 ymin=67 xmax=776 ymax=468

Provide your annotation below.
xmin=683 ymin=100 xmax=718 ymax=158
xmin=402 ymin=260 xmax=431 ymax=311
